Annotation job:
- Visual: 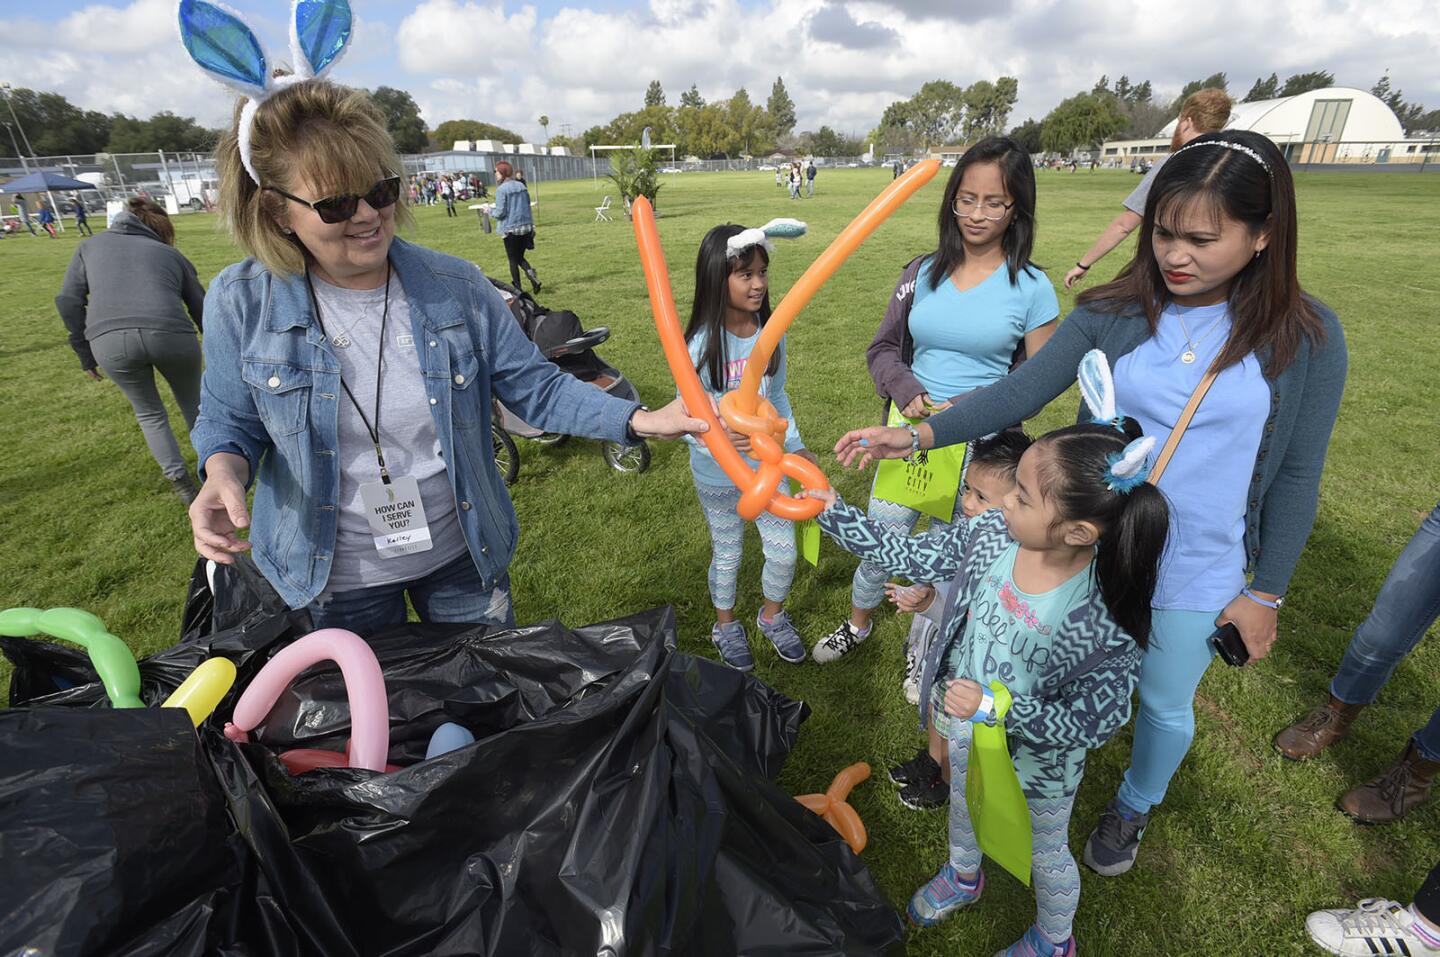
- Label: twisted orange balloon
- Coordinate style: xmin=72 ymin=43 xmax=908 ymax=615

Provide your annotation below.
xmin=795 ymin=761 xmax=872 ymax=854
xmin=631 ymin=160 xmax=941 ymax=521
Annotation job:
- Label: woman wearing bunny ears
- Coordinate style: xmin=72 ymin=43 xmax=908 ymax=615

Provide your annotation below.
xmin=834 ymin=130 xmax=1348 ymax=884
xmin=179 ymin=0 xmax=707 ymax=633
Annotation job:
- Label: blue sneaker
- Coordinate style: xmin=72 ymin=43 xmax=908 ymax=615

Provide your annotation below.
xmin=906 ymin=862 xmax=983 ymax=926
xmin=993 ymin=924 xmax=1076 ymax=957
xmin=756 ymin=610 xmax=807 ymax=663
xmin=710 ymin=620 xmax=754 ymax=671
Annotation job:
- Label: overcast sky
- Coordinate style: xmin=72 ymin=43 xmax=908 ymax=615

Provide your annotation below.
xmin=3 ymin=0 xmax=1436 ymax=144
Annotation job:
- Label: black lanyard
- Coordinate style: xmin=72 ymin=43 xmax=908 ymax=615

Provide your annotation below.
xmin=305 ymin=263 xmax=394 ymax=484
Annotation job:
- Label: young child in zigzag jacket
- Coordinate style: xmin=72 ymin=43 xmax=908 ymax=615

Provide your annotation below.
xmin=804 ymin=391 xmax=1169 ymax=957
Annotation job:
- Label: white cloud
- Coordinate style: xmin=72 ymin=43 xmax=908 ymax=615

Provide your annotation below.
xmin=393 ymin=0 xmax=538 ymax=75
xmin=3 ymin=0 xmax=1437 ymax=148
xmin=58 ymin=0 xmax=174 ymax=54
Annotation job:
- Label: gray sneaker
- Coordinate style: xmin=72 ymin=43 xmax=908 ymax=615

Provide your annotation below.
xmin=813 ymin=618 xmax=869 ymax=663
xmin=756 ymin=610 xmax=807 ymax=663
xmin=1082 ymin=799 xmax=1149 ymax=876
xmin=710 ymin=620 xmax=754 ymax=672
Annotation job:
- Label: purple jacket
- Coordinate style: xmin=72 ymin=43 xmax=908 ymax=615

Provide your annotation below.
xmin=864 ymin=255 xmax=929 ymax=415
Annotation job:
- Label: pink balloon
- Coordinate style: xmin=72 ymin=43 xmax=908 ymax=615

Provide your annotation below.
xmin=225 ymin=629 xmax=390 ymax=772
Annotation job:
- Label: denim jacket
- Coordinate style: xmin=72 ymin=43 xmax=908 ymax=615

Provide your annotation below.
xmin=190 ymin=238 xmax=639 ymax=609
xmin=491 ymin=180 xmax=534 ymax=235
xmin=817 ymin=504 xmax=1142 ymax=796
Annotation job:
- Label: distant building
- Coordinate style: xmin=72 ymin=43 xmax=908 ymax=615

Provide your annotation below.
xmin=1102 ymin=87 xmax=1435 ymax=166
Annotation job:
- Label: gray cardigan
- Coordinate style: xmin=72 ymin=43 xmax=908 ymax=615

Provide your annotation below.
xmin=54 ymin=212 xmax=205 ymax=370
xmin=927 ymin=301 xmax=1348 ymax=596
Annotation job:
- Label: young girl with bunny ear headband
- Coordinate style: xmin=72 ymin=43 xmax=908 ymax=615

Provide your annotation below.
xmin=803 ymin=350 xmax=1169 ymax=956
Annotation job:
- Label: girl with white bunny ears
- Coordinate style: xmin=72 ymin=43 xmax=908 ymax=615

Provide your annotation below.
xmin=802 ymin=349 xmax=1169 ymax=956
xmin=178 ymin=0 xmax=708 ymax=634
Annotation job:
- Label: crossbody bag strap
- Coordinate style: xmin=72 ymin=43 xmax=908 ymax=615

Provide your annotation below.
xmin=1147 ymin=368 xmax=1220 ymax=486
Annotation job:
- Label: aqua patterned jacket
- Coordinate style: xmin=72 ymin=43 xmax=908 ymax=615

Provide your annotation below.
xmin=817 ymin=502 xmax=1143 ymax=796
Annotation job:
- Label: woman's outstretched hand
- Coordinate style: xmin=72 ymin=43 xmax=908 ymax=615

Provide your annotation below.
xmin=631 ymin=397 xmax=710 ymax=440
xmin=833 ymin=424 xmax=926 ymax=470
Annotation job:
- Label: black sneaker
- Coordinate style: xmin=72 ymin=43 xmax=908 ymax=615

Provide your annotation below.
xmin=898 ymin=777 xmax=949 ymax=810
xmin=1082 ymin=798 xmax=1149 ymax=876
xmin=888 ymin=748 xmax=942 ymax=788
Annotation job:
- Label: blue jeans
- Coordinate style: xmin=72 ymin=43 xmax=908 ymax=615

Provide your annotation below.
xmin=1329 ymin=502 xmax=1440 ymax=762
xmin=1116 ymin=608 xmax=1220 ymax=815
xmin=307 ymin=553 xmax=515 ymax=635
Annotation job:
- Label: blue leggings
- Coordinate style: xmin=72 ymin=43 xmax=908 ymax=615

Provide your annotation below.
xmin=1116 ymin=608 xmax=1221 ymax=815
xmin=694 ymin=479 xmax=797 ymax=610
xmin=947 ymin=720 xmax=1080 ymax=942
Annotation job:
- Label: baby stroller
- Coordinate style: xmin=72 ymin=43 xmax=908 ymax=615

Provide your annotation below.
xmin=489 ymin=279 xmax=652 ymax=481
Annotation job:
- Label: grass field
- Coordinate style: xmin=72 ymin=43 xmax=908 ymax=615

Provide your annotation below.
xmin=2 ymin=166 xmax=1438 ymax=955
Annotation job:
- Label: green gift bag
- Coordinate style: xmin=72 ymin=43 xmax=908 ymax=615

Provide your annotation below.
xmin=965 ymin=681 xmax=1032 ymax=887
xmin=872 ymin=406 xmax=966 ymax=523
xmin=789 ymin=479 xmax=821 ymax=566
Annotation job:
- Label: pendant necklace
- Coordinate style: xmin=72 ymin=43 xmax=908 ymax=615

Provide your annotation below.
xmin=1176 ymin=311 xmax=1224 ymax=364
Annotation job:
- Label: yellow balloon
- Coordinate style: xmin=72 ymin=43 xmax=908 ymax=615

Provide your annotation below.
xmin=162 ymin=658 xmax=237 ymax=727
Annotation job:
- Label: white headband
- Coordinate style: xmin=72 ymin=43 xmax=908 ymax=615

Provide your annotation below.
xmin=727 ymin=218 xmax=807 ymax=259
xmin=177 ymin=0 xmax=354 ymax=185
xmin=1173 ymin=139 xmax=1274 ymax=180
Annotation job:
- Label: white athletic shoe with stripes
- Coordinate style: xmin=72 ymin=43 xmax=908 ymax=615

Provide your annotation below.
xmin=1306 ymin=898 xmax=1440 ymax=957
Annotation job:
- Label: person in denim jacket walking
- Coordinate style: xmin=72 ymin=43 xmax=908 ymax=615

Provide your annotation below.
xmin=187 ymin=77 xmax=705 ymax=635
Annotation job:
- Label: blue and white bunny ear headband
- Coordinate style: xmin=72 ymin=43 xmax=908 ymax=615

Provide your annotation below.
xmin=177 ymin=0 xmax=354 ymax=185
xmin=1078 ymin=349 xmax=1155 ymax=493
xmin=726 ymin=218 xmax=807 ymax=259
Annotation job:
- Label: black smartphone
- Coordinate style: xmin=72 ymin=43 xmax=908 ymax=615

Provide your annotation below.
xmin=1209 ymin=622 xmax=1250 ymax=668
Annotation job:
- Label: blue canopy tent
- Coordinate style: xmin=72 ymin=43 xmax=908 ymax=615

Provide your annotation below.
xmin=1 ymin=170 xmax=102 ymax=234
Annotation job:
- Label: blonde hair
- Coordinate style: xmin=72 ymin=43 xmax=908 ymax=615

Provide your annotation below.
xmin=127 ymin=196 xmax=174 ymax=245
xmin=1180 ymin=88 xmax=1233 ymax=134
xmin=216 ymin=76 xmax=413 ymax=276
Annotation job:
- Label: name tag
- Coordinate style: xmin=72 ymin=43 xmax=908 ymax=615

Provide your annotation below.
xmin=358 ymin=474 xmax=434 ymax=559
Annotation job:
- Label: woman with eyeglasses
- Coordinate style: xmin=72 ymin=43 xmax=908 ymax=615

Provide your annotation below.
xmin=188 ymin=77 xmax=707 ymax=634
xmin=814 ymin=138 xmax=1060 ymax=705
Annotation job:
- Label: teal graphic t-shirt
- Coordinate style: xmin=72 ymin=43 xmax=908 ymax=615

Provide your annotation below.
xmin=948 ymin=541 xmax=1096 ymax=795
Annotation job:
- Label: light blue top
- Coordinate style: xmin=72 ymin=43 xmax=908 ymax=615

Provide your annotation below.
xmin=490 ymin=179 xmax=533 ymax=235
xmin=1114 ymin=301 xmax=1268 ymax=610
xmin=907 ymin=257 xmax=1059 ymax=402
xmin=684 ymin=323 xmax=804 ymax=488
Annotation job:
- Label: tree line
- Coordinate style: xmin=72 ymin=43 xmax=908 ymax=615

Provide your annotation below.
xmin=4 ymin=69 xmax=1435 ymax=163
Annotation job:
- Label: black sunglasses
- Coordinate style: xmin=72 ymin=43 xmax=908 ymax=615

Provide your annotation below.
xmin=266 ymin=175 xmax=402 ymax=224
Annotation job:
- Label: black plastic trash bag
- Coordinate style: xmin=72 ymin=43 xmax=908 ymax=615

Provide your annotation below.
xmin=0 ymin=707 xmax=305 ymax=957
xmin=211 ymin=606 xmax=904 ymax=956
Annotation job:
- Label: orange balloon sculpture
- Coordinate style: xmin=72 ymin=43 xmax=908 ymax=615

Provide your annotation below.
xmin=795 ymin=762 xmax=872 ymax=854
xmin=631 ymin=159 xmax=941 ymax=521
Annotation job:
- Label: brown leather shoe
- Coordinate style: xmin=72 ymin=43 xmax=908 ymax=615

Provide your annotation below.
xmin=1338 ymin=741 xmax=1440 ymax=824
xmin=1273 ymin=695 xmax=1366 ymax=760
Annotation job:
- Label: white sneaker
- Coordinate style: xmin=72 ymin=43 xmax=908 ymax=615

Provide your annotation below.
xmin=813 ymin=619 xmax=869 ymax=663
xmin=1306 ymin=899 xmax=1440 ymax=956
xmin=902 ymin=642 xmax=922 ymax=704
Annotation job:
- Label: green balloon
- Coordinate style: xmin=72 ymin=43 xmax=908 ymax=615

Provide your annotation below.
xmin=0 ymin=607 xmax=144 ymax=709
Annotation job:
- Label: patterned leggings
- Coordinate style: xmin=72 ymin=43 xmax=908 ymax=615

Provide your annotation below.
xmin=694 ymin=480 xmax=797 ymax=610
xmin=947 ymin=719 xmax=1080 ymax=943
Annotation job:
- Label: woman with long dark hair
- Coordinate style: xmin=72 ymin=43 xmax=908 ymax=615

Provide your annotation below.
xmin=816 ymin=137 xmax=1060 ymax=708
xmin=832 ymin=130 xmax=1348 ymax=876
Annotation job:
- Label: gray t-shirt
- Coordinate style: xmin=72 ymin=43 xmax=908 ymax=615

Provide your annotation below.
xmin=1122 ymin=155 xmax=1169 ymax=216
xmin=311 ymin=273 xmax=469 ymax=592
